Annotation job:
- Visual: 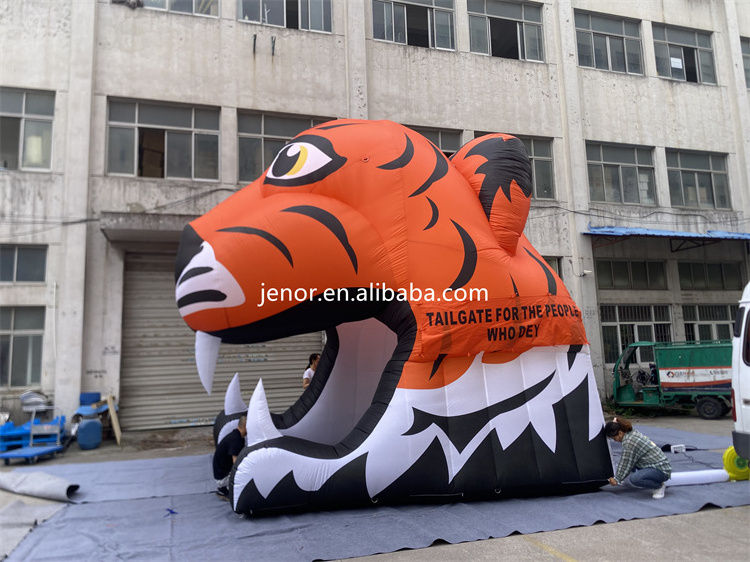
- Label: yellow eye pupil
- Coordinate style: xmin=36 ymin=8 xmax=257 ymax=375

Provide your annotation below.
xmin=287 ymin=145 xmax=308 ymax=176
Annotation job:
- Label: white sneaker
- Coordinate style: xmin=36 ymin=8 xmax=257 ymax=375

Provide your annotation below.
xmin=652 ymin=483 xmax=666 ymax=499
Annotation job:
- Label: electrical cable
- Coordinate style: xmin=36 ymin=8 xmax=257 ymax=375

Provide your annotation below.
xmin=1 ymin=187 xmax=236 ymax=240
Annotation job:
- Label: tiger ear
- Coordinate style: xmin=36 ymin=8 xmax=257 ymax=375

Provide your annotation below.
xmin=451 ymin=135 xmax=532 ymax=255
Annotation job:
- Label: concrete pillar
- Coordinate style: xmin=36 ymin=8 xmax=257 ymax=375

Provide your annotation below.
xmin=550 ymin=0 xmax=604 ymax=394
xmin=344 ymin=0 xmax=368 ymax=118
xmin=722 ymin=1 xmax=750 ymax=222
xmin=54 ymin=0 xmax=97 ymax=417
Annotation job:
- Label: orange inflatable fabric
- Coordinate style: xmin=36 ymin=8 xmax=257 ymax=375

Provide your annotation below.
xmin=176 ymin=120 xmax=612 ymax=515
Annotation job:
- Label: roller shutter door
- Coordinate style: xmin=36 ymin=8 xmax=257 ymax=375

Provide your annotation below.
xmin=119 ymin=252 xmax=323 ymax=431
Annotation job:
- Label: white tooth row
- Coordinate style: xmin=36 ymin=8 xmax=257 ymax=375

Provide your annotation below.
xmin=228 ymin=347 xmax=605 ymax=501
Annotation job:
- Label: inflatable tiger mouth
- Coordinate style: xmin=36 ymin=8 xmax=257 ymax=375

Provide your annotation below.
xmin=175 ymin=120 xmax=612 ymax=514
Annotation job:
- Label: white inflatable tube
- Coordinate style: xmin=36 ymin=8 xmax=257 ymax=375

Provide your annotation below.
xmin=665 ymin=469 xmax=729 ymax=487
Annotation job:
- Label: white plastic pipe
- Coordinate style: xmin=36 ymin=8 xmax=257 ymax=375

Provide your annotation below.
xmin=665 ymin=469 xmax=729 ymax=487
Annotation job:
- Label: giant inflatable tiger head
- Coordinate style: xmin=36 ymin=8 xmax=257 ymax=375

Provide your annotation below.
xmin=175 ymin=120 xmax=611 ymax=514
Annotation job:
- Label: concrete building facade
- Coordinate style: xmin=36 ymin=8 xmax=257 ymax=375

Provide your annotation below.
xmin=1 ymin=0 xmax=749 ymax=428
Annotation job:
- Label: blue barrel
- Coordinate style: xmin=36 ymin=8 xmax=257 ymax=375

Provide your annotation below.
xmin=77 ymin=418 xmax=102 ymax=450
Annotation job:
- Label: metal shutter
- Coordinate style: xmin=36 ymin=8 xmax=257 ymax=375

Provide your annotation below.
xmin=119 ymin=252 xmax=323 ymax=430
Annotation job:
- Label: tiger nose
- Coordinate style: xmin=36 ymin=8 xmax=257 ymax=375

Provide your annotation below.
xmin=175 ymin=224 xmax=204 ymax=284
xmin=174 ymin=226 xmax=246 ymax=319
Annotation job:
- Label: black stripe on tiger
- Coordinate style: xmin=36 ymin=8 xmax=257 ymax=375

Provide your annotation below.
xmin=424 ymin=197 xmax=439 ymax=230
xmin=403 ymin=371 xmax=556 ymax=453
xmin=219 ymin=227 xmax=294 ymax=267
xmin=177 ymin=289 xmax=227 ymax=309
xmin=378 ymin=134 xmax=414 ymax=170
xmin=465 ymin=136 xmax=532 ymax=220
xmin=282 ymin=205 xmax=358 ymax=273
xmin=449 ymin=220 xmax=477 ymax=290
xmin=428 ymin=354 xmax=447 ymax=380
xmin=409 ymin=143 xmax=449 ymax=198
xmin=524 ymin=248 xmax=557 ymax=295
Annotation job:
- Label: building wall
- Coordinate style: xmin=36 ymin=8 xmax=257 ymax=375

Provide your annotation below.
xmin=1 ymin=0 xmax=749 ymax=417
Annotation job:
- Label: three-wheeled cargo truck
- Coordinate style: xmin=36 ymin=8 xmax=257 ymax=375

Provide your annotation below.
xmin=611 ymin=340 xmax=732 ymax=419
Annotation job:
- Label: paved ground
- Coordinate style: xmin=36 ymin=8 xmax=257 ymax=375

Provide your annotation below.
xmin=2 ymin=411 xmax=749 ymax=561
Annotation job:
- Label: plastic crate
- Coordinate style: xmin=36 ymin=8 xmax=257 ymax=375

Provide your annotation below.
xmin=0 ymin=416 xmax=66 ymax=452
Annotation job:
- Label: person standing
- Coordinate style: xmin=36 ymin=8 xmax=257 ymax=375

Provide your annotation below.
xmin=302 ymin=353 xmax=321 ymax=389
xmin=605 ymin=416 xmax=672 ymax=499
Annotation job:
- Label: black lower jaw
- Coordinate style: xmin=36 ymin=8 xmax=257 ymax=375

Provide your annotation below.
xmin=210 ymin=290 xmax=391 ymax=345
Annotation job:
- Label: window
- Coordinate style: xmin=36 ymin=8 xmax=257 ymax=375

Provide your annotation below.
xmin=596 ymin=260 xmax=667 ymax=290
xmin=142 ymin=0 xmax=219 ymax=17
xmin=683 ymin=304 xmax=737 ymax=341
xmin=575 ymin=12 xmax=642 ymax=74
xmin=542 ymin=256 xmax=561 ymax=279
xmin=0 ymin=246 xmax=47 ymax=283
xmin=587 ymin=143 xmax=655 ymax=205
xmin=372 ymin=0 xmax=455 ymax=50
xmin=475 ymin=132 xmax=554 ymax=199
xmin=238 ymin=0 xmax=332 ymax=32
xmin=666 ymin=150 xmax=729 ymax=209
xmin=408 ymin=125 xmax=460 ymax=158
xmin=600 ymin=304 xmax=671 ymax=363
xmin=741 ymin=38 xmax=750 ymax=89
xmin=0 ymin=307 xmax=45 ymax=388
xmin=238 ymin=112 xmax=330 ymax=183
xmin=468 ymin=0 xmax=543 ymax=62
xmin=653 ymin=24 xmax=715 ymax=84
xmin=0 ymin=88 xmax=54 ymax=171
xmin=520 ymin=136 xmax=553 ymax=199
xmin=678 ymin=261 xmax=742 ymax=291
xmin=107 ymin=100 xmax=219 ymax=181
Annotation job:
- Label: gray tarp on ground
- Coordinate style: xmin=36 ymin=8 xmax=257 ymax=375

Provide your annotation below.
xmin=9 ymin=454 xmax=212 ymax=503
xmin=6 ymin=426 xmax=750 ymax=561
xmin=0 ymin=472 xmax=79 ymax=502
xmin=0 ymin=501 xmax=65 ymax=560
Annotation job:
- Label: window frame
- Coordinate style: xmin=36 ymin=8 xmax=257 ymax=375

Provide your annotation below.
xmin=653 ymin=23 xmax=716 ymax=85
xmin=237 ymin=111 xmax=331 ymax=183
xmin=0 ymin=306 xmax=45 ymax=389
xmin=666 ymin=149 xmax=730 ymax=209
xmin=141 ymin=0 xmax=219 ymax=18
xmin=683 ymin=304 xmax=737 ymax=342
xmin=520 ymin=136 xmax=554 ymax=199
xmin=677 ymin=261 xmax=743 ymax=291
xmin=600 ymin=304 xmax=672 ymax=364
xmin=574 ymin=11 xmax=643 ymax=75
xmin=237 ymin=0 xmax=333 ymax=33
xmin=408 ymin=125 xmax=461 ymax=158
xmin=586 ymin=142 xmax=656 ymax=205
xmin=741 ymin=37 xmax=750 ymax=89
xmin=298 ymin=0 xmax=332 ymax=32
xmin=106 ymin=99 xmax=220 ymax=182
xmin=542 ymin=256 xmax=562 ymax=279
xmin=595 ymin=259 xmax=667 ymax=290
xmin=372 ymin=0 xmax=456 ymax=51
xmin=467 ymin=0 xmax=545 ymax=62
xmin=474 ymin=132 xmax=554 ymax=199
xmin=0 ymin=245 xmax=47 ymax=283
xmin=0 ymin=87 xmax=55 ymax=172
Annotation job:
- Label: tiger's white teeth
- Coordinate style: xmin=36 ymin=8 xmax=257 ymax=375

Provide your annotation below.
xmin=246 ymin=379 xmax=282 ymax=447
xmin=195 ymin=331 xmax=221 ymax=395
xmin=224 ymin=372 xmax=247 ymax=415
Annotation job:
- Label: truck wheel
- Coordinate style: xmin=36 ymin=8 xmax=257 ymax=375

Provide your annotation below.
xmin=696 ymin=397 xmax=722 ymax=420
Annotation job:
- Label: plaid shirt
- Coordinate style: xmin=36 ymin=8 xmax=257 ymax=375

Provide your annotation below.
xmin=615 ymin=429 xmax=672 ymax=483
